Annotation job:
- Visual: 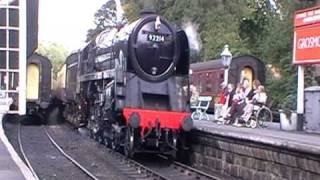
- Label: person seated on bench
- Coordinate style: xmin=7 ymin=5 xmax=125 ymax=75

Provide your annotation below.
xmin=240 ymin=85 xmax=268 ymax=123
xmin=225 ymin=84 xmax=246 ymax=125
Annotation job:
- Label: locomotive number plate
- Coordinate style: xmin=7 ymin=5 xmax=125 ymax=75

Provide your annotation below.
xmin=147 ymin=34 xmax=165 ymax=43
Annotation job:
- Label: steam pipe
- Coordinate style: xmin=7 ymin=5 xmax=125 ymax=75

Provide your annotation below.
xmin=165 ymin=130 xmax=177 ymax=151
xmin=141 ymin=127 xmax=153 ymax=141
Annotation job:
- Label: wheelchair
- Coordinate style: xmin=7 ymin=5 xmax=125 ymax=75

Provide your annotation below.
xmin=245 ymin=103 xmax=273 ymax=128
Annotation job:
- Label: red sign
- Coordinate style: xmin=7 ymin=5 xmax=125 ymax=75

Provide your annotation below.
xmin=294 ymin=6 xmax=320 ymax=65
xmin=295 ymin=6 xmax=320 ymax=27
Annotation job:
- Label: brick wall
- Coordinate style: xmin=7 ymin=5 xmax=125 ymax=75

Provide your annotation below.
xmin=189 ymin=130 xmax=320 ymax=180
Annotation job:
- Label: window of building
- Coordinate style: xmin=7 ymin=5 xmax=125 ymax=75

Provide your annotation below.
xmin=9 ymin=30 xmax=19 ymax=48
xmin=9 ymin=51 xmax=18 ymax=69
xmin=0 ymin=72 xmax=7 ymax=90
xmin=9 ymin=9 xmax=19 ymax=27
xmin=0 ymin=0 xmax=24 ymax=114
xmin=0 ymin=9 xmax=6 ymax=26
xmin=0 ymin=30 xmax=6 ymax=47
xmin=9 ymin=72 xmax=18 ymax=90
xmin=0 ymin=51 xmax=6 ymax=69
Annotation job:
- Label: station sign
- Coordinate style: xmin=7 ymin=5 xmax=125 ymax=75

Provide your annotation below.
xmin=0 ymin=0 xmax=15 ymax=5
xmin=294 ymin=5 xmax=320 ymax=65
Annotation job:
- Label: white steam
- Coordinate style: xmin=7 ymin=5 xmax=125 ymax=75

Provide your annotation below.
xmin=114 ymin=0 xmax=125 ymax=23
xmin=182 ymin=21 xmax=202 ymax=52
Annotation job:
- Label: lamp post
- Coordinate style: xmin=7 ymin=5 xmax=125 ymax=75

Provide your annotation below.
xmin=221 ymin=45 xmax=232 ymax=85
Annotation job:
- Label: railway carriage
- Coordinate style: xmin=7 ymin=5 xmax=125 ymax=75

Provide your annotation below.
xmin=26 ymin=53 xmax=52 ymax=118
xmin=58 ymin=12 xmax=192 ymax=158
xmin=190 ymin=55 xmax=266 ymax=113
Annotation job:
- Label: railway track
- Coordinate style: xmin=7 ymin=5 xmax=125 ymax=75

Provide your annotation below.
xmin=17 ymin=122 xmax=222 ymax=180
xmin=52 ymin=126 xmax=171 ymax=179
xmin=43 ymin=127 xmax=99 ymax=180
xmin=107 ymin=150 xmax=169 ymax=180
xmin=136 ymin=154 xmax=220 ymax=180
xmin=18 ymin=124 xmax=98 ymax=180
xmin=171 ymin=159 xmax=220 ymax=180
xmin=48 ymin=124 xmax=222 ymax=180
xmin=17 ymin=123 xmax=39 ymax=180
xmin=18 ymin=123 xmax=173 ymax=180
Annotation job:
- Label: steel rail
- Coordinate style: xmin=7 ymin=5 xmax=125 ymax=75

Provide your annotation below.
xmin=158 ymin=154 xmax=220 ymax=180
xmin=17 ymin=123 xmax=40 ymax=180
xmin=173 ymin=161 xmax=220 ymax=180
xmin=112 ymin=151 xmax=169 ymax=180
xmin=43 ymin=126 xmax=99 ymax=180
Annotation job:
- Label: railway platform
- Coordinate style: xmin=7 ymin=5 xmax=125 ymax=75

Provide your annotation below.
xmin=193 ymin=120 xmax=320 ymax=154
xmin=0 ymin=115 xmax=35 ymax=180
xmin=190 ymin=120 xmax=320 ymax=179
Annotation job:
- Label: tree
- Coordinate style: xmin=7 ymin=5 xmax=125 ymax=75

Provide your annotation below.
xmin=36 ymin=42 xmax=69 ymax=78
xmin=86 ymin=0 xmax=319 ymax=109
xmin=86 ymin=0 xmax=127 ymax=42
xmin=251 ymin=0 xmax=318 ymax=108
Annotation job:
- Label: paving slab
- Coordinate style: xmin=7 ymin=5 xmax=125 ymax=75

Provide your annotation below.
xmin=0 ymin=114 xmax=35 ymax=180
xmin=193 ymin=120 xmax=320 ymax=155
xmin=0 ymin=137 xmax=26 ymax=180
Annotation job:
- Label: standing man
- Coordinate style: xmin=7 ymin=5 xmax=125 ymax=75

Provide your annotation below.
xmin=242 ymin=78 xmax=254 ymax=101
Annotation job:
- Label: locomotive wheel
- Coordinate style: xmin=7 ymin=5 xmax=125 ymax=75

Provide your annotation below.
xmin=111 ymin=131 xmax=121 ymax=152
xmin=92 ymin=131 xmax=98 ymax=140
xmin=96 ymin=133 xmax=104 ymax=145
xmin=89 ymin=129 xmax=94 ymax=139
xmin=168 ymin=151 xmax=177 ymax=161
xmin=124 ymin=128 xmax=134 ymax=158
xmin=89 ymin=126 xmax=103 ymax=144
xmin=103 ymin=132 xmax=112 ymax=148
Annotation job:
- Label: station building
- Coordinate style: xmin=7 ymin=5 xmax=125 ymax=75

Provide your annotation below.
xmin=0 ymin=0 xmax=38 ymax=115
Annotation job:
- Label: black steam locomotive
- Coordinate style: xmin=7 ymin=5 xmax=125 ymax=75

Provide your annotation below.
xmin=57 ymin=12 xmax=192 ymax=158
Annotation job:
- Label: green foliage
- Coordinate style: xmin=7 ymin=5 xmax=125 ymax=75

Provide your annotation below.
xmin=86 ymin=1 xmax=118 ymax=42
xmin=123 ymin=0 xmax=141 ymax=22
xmin=36 ymin=42 xmax=68 ymax=78
xmin=87 ymin=0 xmax=320 ymax=109
xmin=252 ymin=1 xmax=318 ymax=109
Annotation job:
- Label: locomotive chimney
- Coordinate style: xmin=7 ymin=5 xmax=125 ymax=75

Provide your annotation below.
xmin=140 ymin=10 xmax=156 ymax=17
xmin=140 ymin=0 xmax=156 ymax=16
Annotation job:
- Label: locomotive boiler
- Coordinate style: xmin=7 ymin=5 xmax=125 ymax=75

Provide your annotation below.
xmin=59 ymin=12 xmax=192 ymax=158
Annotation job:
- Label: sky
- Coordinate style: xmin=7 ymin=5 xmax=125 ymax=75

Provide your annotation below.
xmin=39 ymin=0 xmax=106 ymax=51
xmin=39 ymin=0 xmax=278 ymax=52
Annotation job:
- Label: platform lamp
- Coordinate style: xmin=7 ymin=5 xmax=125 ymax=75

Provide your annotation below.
xmin=221 ymin=45 xmax=232 ymax=85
